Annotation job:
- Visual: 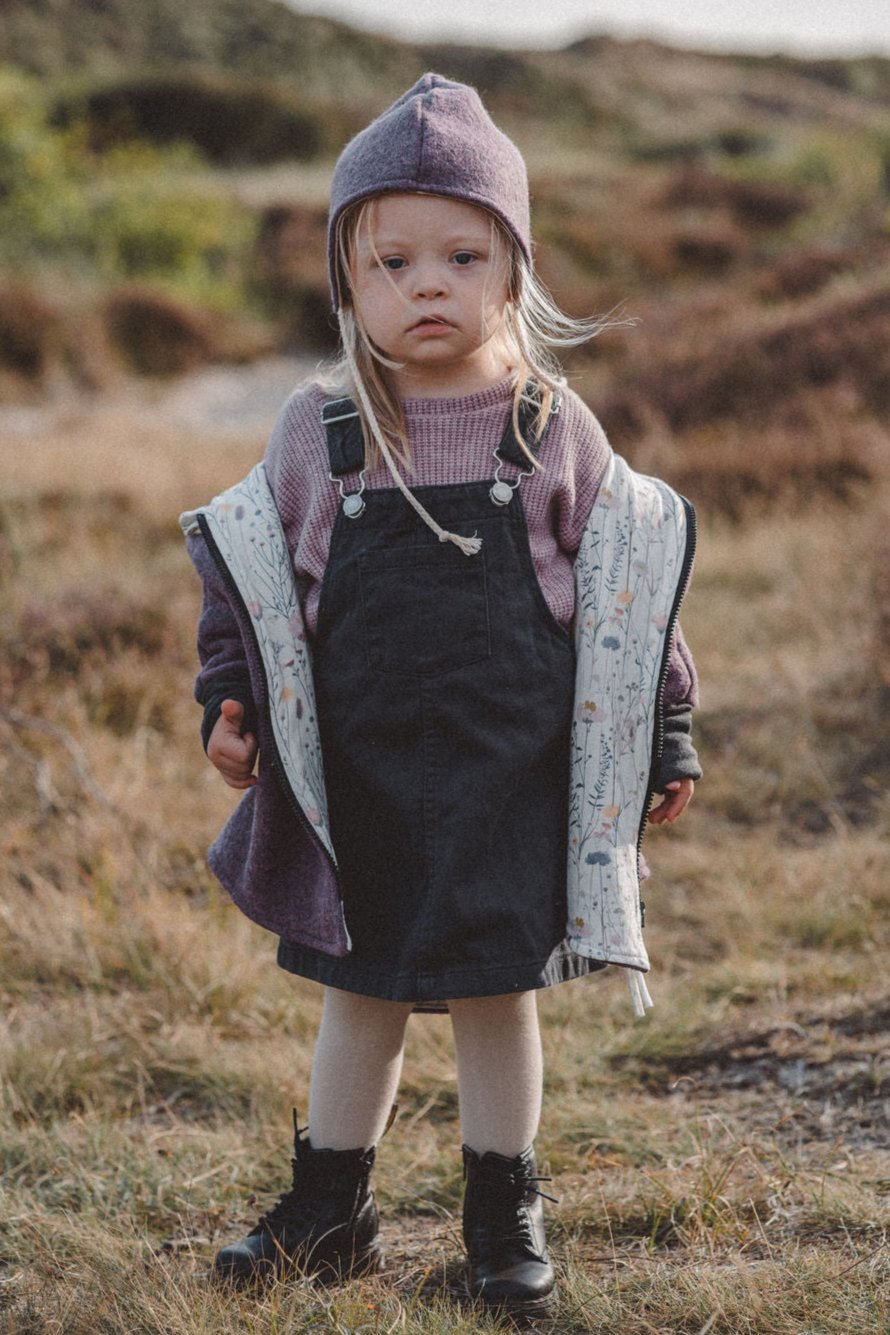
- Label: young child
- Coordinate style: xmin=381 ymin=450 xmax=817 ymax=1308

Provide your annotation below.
xmin=181 ymin=73 xmax=701 ymax=1316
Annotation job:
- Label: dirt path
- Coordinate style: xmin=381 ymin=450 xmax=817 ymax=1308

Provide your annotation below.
xmin=620 ymin=994 xmax=890 ymax=1154
xmin=0 ymin=355 xmax=319 ymax=441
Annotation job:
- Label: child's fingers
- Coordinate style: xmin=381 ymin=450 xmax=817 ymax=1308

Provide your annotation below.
xmin=220 ymin=698 xmax=246 ymax=729
xmin=210 ymin=701 xmax=259 ymax=789
xmin=217 ymin=731 xmax=256 ymax=760
xmin=649 ymin=779 xmax=693 ymax=825
xmin=221 ymin=768 xmax=258 ymax=784
xmin=214 ymin=747 xmax=254 ymax=774
xmin=213 ymin=751 xmax=258 ymax=788
xmin=647 ymin=795 xmax=671 ymax=824
xmin=208 ymin=727 xmax=259 ymax=787
xmin=209 ymin=734 xmax=248 ymax=765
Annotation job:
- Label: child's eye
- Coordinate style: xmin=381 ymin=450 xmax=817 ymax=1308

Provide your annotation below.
xmin=452 ymin=252 xmax=477 ymax=266
xmin=381 ymin=256 xmax=406 ymax=271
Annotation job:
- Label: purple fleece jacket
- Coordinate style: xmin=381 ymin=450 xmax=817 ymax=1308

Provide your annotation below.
xmin=186 ymin=381 xmax=701 ymax=951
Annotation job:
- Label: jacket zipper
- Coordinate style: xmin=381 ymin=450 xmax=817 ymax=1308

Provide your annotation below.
xmin=197 ymin=514 xmax=344 ymax=904
xmin=635 ymin=496 xmax=699 ymax=925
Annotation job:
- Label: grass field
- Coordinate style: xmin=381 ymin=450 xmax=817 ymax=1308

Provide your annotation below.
xmin=0 ymin=387 xmax=887 ymax=1334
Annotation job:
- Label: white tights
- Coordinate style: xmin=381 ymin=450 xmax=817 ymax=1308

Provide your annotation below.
xmin=308 ymin=988 xmax=543 ymax=1157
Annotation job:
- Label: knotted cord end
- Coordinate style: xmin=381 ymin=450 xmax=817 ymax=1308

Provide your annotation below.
xmin=442 ymin=530 xmax=483 ymax=556
xmin=625 ymin=969 xmax=653 ymax=1018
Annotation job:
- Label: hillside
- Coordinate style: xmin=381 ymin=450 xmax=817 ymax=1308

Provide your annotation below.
xmin=1 ymin=0 xmax=888 ymax=355
xmin=3 ymin=0 xmax=890 ymax=116
xmin=0 ymin=0 xmax=405 ymax=96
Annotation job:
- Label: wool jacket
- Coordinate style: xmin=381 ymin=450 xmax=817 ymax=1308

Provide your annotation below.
xmin=182 ymin=438 xmax=698 ymax=1014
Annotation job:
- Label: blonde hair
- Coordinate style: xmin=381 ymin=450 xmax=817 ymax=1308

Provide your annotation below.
xmin=321 ymin=196 xmax=615 ymax=472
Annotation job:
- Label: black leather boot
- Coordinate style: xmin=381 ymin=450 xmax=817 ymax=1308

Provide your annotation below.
xmin=212 ymin=1114 xmax=383 ymax=1287
xmin=462 ymin=1144 xmax=557 ymax=1315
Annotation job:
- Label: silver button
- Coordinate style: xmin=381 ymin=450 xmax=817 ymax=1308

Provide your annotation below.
xmin=343 ymin=493 xmax=365 ymax=518
xmin=490 ymin=480 xmax=513 ymax=507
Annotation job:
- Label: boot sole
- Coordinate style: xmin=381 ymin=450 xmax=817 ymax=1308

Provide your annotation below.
xmin=466 ymin=1283 xmax=558 ymax=1321
xmin=309 ymin=1239 xmax=386 ymax=1284
xmin=212 ymin=1239 xmax=385 ymax=1289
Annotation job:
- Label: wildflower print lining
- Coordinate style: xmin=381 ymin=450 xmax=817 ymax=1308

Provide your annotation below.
xmin=180 ymin=465 xmax=335 ymax=864
xmin=568 ymin=453 xmax=691 ymax=1004
xmin=182 ymin=453 xmax=692 ymax=1014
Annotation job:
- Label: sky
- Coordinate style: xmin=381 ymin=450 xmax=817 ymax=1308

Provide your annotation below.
xmin=291 ymin=0 xmax=890 ymax=56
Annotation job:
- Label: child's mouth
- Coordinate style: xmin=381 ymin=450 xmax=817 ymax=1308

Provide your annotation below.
xmin=410 ymin=316 xmax=452 ymax=332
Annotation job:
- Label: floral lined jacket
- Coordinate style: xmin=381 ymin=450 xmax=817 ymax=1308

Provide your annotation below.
xmin=181 ymin=451 xmax=698 ymax=1014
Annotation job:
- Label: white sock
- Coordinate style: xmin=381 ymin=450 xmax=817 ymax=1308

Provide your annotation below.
xmin=308 ymin=988 xmax=412 ymax=1150
xmin=449 ymin=991 xmax=543 ymax=1157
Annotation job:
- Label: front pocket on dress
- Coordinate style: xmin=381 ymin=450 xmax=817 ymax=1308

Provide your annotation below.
xmin=359 ymin=546 xmax=490 ymax=676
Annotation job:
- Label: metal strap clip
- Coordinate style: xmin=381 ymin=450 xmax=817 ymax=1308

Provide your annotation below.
xmin=322 ymin=407 xmax=360 ymax=426
xmin=489 ymin=449 xmax=536 ymax=507
xmin=330 ymin=468 xmax=367 ymax=518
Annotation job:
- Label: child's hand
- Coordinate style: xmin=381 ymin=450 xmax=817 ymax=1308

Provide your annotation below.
xmin=648 ymin=778 xmax=694 ymax=825
xmin=207 ymin=699 xmax=258 ymax=789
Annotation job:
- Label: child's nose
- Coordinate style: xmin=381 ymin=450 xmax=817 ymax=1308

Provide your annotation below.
xmin=412 ymin=261 xmax=448 ymax=299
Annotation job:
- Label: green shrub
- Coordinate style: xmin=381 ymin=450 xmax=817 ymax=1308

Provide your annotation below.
xmin=88 ymin=141 xmax=255 ymax=303
xmin=0 ymin=71 xmax=95 ymax=258
xmin=52 ymin=74 xmax=331 ymax=164
xmin=0 ymin=72 xmax=256 ymax=310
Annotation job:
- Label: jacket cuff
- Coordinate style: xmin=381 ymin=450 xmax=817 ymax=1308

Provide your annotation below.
xmin=199 ymin=679 xmax=257 ymax=753
xmin=655 ymin=702 xmax=703 ymax=787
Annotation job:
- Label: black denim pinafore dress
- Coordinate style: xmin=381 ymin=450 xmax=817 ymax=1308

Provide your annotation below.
xmin=277 ymin=394 xmax=605 ymax=1003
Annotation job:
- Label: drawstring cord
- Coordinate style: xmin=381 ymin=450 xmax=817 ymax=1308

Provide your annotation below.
xmin=349 ymin=371 xmax=483 ymax=557
xmin=625 ymin=969 xmax=653 ymax=1017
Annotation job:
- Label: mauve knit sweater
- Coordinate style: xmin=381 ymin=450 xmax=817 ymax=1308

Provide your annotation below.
xmin=262 ymin=375 xmax=698 ymax=719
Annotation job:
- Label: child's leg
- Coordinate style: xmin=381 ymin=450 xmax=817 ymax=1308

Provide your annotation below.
xmin=309 ymin=988 xmax=413 ymax=1149
xmin=448 ymin=991 xmax=543 ymax=1155
xmin=449 ymin=991 xmax=554 ymax=1313
xmin=213 ymin=989 xmax=409 ymax=1286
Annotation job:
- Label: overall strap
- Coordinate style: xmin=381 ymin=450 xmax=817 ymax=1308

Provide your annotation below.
xmin=322 ymin=383 xmax=561 ymax=476
xmin=321 ymin=396 xmax=365 ymax=476
xmin=493 ymin=384 xmax=560 ymax=467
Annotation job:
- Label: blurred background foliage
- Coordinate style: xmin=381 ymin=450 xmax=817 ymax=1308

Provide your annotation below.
xmin=1 ymin=0 xmax=888 ymax=860
xmin=1 ymin=0 xmax=889 ymax=394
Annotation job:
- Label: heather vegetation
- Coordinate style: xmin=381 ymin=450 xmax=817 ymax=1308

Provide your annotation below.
xmin=1 ymin=2 xmax=888 ymax=1331
xmin=2 ymin=4 xmax=890 ymax=395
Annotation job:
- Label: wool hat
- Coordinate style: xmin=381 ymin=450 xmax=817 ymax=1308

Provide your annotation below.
xmin=327 ymin=72 xmax=531 ymax=309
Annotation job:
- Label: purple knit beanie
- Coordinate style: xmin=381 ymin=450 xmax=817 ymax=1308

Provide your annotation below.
xmin=328 ymin=72 xmax=531 ymax=309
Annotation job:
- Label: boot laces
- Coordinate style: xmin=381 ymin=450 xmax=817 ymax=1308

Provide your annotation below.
xmin=249 ymin=1117 xmax=343 ymax=1237
xmin=470 ymin=1165 xmax=558 ymax=1254
xmin=475 ymin=1160 xmax=559 ymax=1208
xmin=253 ymin=1181 xmax=318 ymax=1235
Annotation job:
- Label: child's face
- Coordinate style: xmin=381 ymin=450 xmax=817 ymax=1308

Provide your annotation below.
xmin=350 ymin=193 xmax=513 ymax=396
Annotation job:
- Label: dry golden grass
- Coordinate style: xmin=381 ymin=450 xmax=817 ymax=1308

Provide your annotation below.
xmin=1 ymin=399 xmax=888 ymax=1333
